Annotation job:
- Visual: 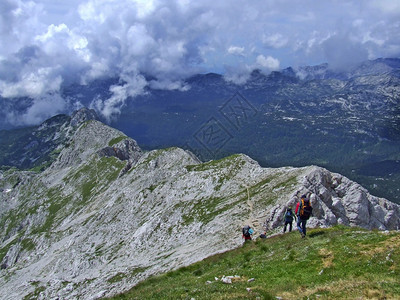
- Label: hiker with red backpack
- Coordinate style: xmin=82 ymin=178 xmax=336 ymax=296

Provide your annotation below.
xmin=295 ymin=194 xmax=313 ymax=238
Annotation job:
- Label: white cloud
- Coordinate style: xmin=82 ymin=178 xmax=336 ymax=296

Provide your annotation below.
xmin=227 ymin=46 xmax=245 ymax=56
xmin=0 ymin=0 xmax=399 ymax=126
xmin=6 ymin=92 xmax=67 ymax=126
xmin=370 ymin=0 xmax=400 ymax=15
xmin=81 ymin=59 xmax=109 ymax=83
xmin=125 ymin=24 xmax=156 ymax=57
xmin=78 ymin=1 xmax=105 ymax=23
xmin=134 ymin=0 xmax=157 ymax=19
xmin=35 ymin=23 xmax=69 ymax=43
xmin=0 ymin=67 xmax=62 ymax=98
xmin=223 ymin=54 xmax=280 ymax=84
xmin=0 ymin=0 xmax=45 ymax=55
xmin=149 ymin=79 xmax=190 ymax=91
xmin=91 ymin=74 xmax=148 ymax=122
xmin=262 ymin=33 xmax=288 ymax=49
xmin=255 ymin=55 xmax=280 ymax=71
xmin=223 ymin=64 xmax=252 ymax=85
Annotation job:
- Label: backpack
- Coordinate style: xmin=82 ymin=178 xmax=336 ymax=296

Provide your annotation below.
xmin=299 ymin=198 xmax=313 ymax=220
xmin=285 ymin=209 xmax=294 ymax=222
xmin=242 ymin=225 xmax=251 ymax=237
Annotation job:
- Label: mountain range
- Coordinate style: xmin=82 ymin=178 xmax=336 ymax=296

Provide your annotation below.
xmin=1 ymin=58 xmax=399 ymax=203
xmin=0 ymin=109 xmax=399 ymax=299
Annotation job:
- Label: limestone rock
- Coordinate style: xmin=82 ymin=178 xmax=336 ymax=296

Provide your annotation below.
xmin=70 ymin=107 xmax=98 ymax=127
xmin=0 ymin=121 xmax=399 ymax=299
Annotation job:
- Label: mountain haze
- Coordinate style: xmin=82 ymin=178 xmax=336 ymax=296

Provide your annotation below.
xmin=1 ymin=111 xmax=399 ymax=299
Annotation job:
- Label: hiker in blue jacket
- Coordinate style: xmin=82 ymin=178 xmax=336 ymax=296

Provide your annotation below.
xmin=242 ymin=225 xmax=254 ymax=241
xmin=283 ymin=207 xmax=296 ymax=233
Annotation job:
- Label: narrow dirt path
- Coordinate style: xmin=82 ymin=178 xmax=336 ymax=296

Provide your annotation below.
xmin=243 ymin=185 xmax=263 ymax=235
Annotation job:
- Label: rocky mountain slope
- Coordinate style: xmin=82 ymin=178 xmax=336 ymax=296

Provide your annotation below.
xmin=0 ymin=108 xmax=98 ymax=170
xmin=0 ymin=114 xmax=399 ymax=299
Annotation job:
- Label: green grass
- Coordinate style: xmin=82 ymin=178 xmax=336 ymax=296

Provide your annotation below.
xmin=20 ymin=238 xmax=36 ymax=251
xmin=23 ymin=284 xmax=46 ymax=300
xmin=133 ymin=148 xmax=176 ymax=170
xmin=108 ymin=136 xmax=128 ymax=147
xmin=107 ymin=268 xmax=148 ymax=284
xmin=27 ymin=156 xmax=125 ymax=235
xmin=181 ymin=197 xmax=229 ymax=225
xmin=185 ymin=154 xmax=244 ymax=172
xmin=64 ymin=156 xmax=125 ymax=203
xmin=0 ymin=154 xmax=128 ymax=261
xmin=30 ymin=191 xmax=73 ymax=235
xmin=107 ymin=226 xmax=400 ymax=300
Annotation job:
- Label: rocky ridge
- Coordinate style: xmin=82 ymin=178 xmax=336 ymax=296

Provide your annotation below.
xmin=0 ymin=107 xmax=99 ymax=170
xmin=0 ymin=117 xmax=399 ymax=299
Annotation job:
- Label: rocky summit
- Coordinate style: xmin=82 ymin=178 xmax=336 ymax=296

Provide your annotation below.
xmin=0 ymin=115 xmax=399 ymax=299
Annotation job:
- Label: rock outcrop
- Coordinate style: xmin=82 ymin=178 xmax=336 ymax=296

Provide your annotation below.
xmin=98 ymin=138 xmax=142 ymax=163
xmin=0 ymin=107 xmax=99 ymax=171
xmin=265 ymin=167 xmax=400 ymax=231
xmin=0 ymin=120 xmax=399 ymax=299
xmin=70 ymin=107 xmax=99 ymax=127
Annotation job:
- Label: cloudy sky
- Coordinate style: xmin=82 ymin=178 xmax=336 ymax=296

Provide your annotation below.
xmin=1 ymin=0 xmax=400 ymax=126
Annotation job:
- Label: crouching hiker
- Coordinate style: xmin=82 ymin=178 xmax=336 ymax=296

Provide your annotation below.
xmin=283 ymin=207 xmax=296 ymax=233
xmin=242 ymin=225 xmax=254 ymax=241
xmin=295 ymin=195 xmax=313 ymax=238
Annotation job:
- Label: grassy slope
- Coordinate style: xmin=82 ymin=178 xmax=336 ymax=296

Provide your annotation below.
xmin=108 ymin=226 xmax=400 ymax=300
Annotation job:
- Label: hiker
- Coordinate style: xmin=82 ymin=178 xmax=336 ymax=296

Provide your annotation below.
xmin=283 ymin=207 xmax=296 ymax=233
xmin=295 ymin=194 xmax=313 ymax=238
xmin=242 ymin=225 xmax=254 ymax=241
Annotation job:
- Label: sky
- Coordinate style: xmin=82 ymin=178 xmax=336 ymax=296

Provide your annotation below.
xmin=1 ymin=0 xmax=400 ymax=126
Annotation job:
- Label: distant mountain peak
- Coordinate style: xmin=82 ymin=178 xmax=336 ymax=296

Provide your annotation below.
xmin=70 ymin=107 xmax=99 ymax=127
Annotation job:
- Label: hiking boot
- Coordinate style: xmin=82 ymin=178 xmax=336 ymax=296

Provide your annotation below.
xmin=301 ymin=232 xmax=305 ymax=238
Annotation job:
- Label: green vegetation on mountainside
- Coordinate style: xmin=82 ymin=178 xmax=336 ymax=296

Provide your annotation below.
xmin=0 ymin=156 xmax=126 ymax=262
xmin=108 ymin=136 xmax=128 ymax=147
xmin=108 ymin=226 xmax=400 ymax=300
